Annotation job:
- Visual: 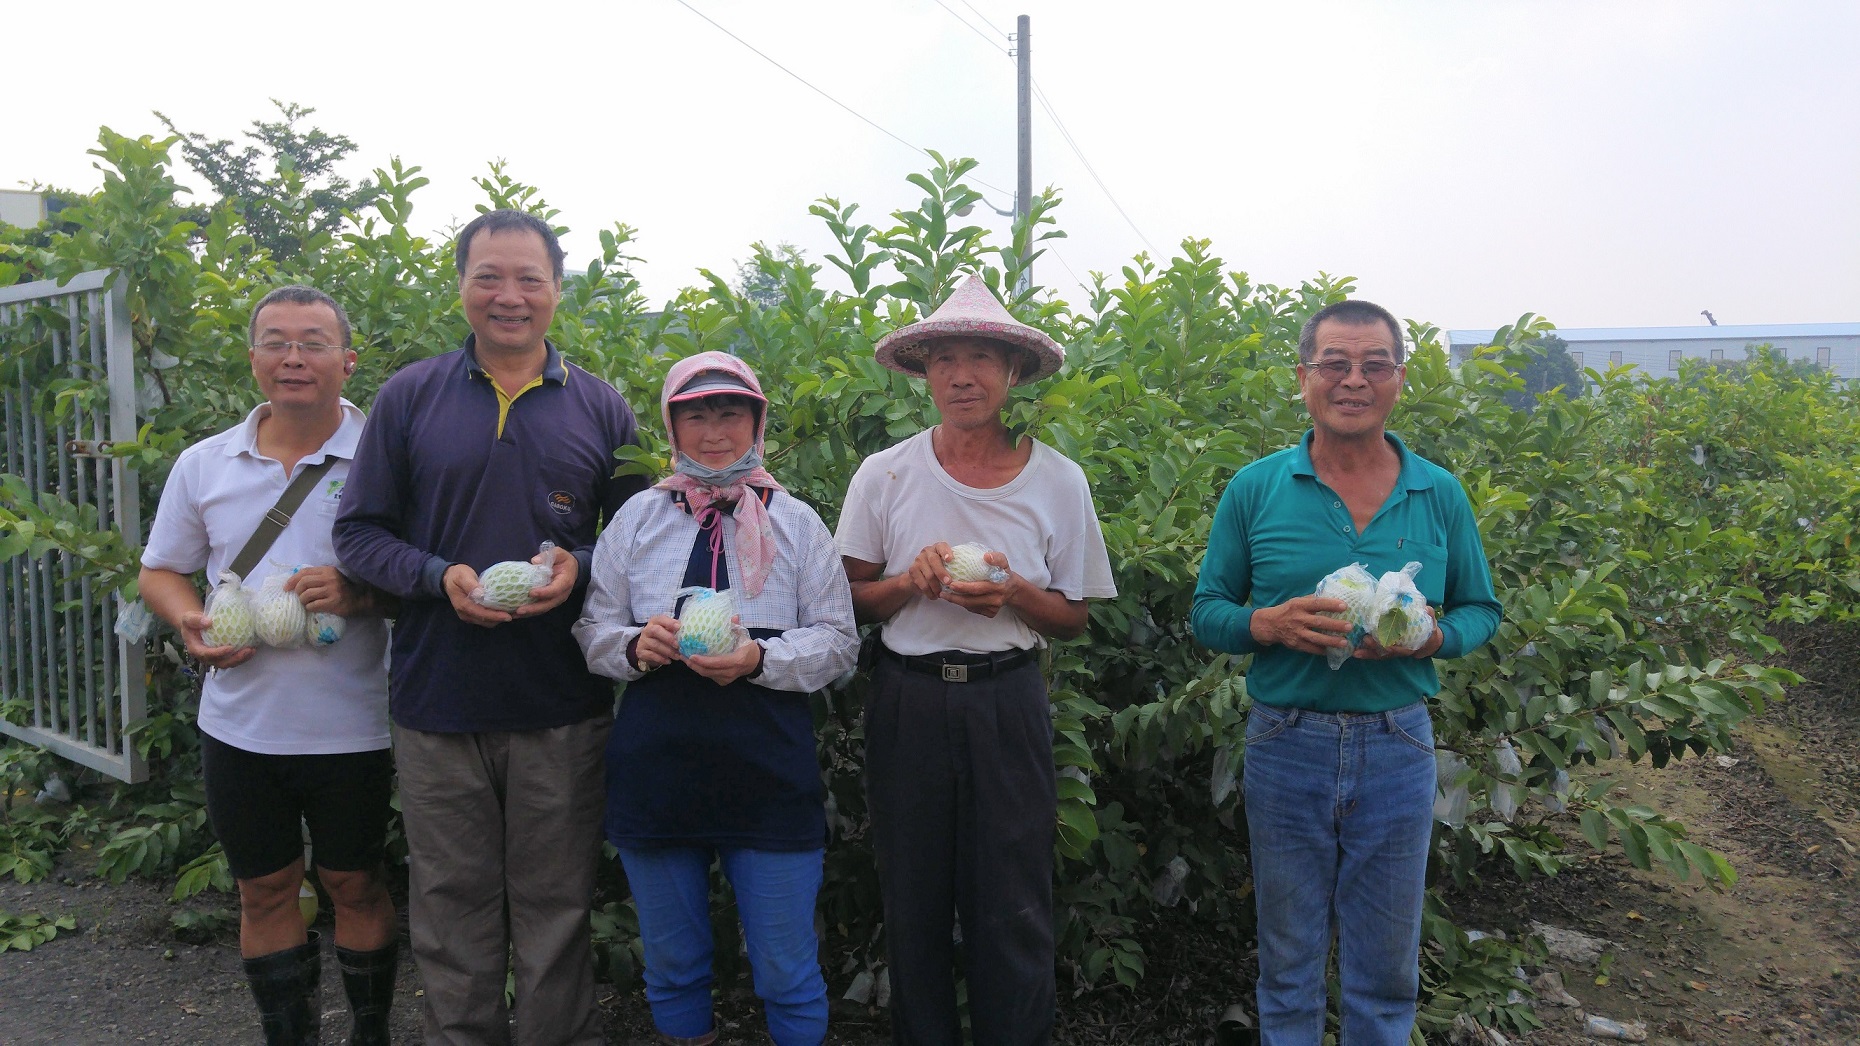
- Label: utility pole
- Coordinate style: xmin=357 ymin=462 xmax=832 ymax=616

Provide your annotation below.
xmin=1014 ymin=14 xmax=1032 ymax=294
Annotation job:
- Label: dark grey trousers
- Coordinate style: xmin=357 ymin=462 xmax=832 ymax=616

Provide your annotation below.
xmin=394 ymin=717 xmax=611 ymax=1046
xmin=864 ymin=656 xmax=1057 ymax=1046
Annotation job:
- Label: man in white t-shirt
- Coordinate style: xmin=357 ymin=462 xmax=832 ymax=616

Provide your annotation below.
xmin=836 ymin=275 xmax=1117 ymax=1046
xmin=139 ymin=285 xmax=396 ymax=1045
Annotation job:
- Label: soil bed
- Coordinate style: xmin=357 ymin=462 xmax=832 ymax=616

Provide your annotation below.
xmin=1445 ymin=621 xmax=1860 ymax=1045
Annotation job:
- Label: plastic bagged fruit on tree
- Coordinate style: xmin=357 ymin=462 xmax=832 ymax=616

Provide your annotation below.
xmin=1490 ymin=740 xmax=1523 ymax=822
xmin=1151 ymin=855 xmax=1190 ymax=908
xmin=1543 ymin=768 xmax=1572 ymax=814
xmin=472 ymin=541 xmax=557 ymax=611
xmin=945 ymin=542 xmax=1009 ymax=584
xmin=1434 ymin=751 xmax=1471 ymax=827
xmin=674 ymin=586 xmax=748 ymax=657
xmin=114 ymin=596 xmax=156 ymax=643
xmin=201 ymin=571 xmax=257 ymax=649
xmin=1595 ymin=716 xmax=1623 ymax=760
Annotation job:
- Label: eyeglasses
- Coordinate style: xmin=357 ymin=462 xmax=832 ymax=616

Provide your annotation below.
xmin=1307 ymin=359 xmax=1400 ymax=383
xmin=252 ymin=340 xmax=345 ymax=357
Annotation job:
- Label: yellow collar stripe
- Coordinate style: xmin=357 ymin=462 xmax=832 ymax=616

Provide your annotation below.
xmin=493 ymin=375 xmax=547 ymax=438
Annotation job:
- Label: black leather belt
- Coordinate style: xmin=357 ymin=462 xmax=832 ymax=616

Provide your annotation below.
xmin=881 ymin=644 xmax=1037 ymax=683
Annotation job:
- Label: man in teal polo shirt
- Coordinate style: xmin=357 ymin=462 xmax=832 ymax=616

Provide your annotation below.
xmin=1191 ymin=299 xmax=1501 ymax=1045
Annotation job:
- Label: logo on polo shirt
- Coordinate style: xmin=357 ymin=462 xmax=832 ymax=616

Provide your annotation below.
xmin=323 ymin=479 xmax=345 ymax=504
xmin=548 ymin=490 xmax=576 ymax=515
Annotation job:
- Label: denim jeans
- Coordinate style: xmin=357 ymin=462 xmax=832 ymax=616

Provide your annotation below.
xmin=617 ymin=846 xmax=828 ymax=1046
xmin=1243 ymin=700 xmax=1436 ymax=1046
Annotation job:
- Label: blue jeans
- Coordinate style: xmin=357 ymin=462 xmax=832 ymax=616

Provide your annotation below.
xmin=617 ymin=846 xmax=828 ymax=1046
xmin=1243 ymin=701 xmax=1436 ymax=1046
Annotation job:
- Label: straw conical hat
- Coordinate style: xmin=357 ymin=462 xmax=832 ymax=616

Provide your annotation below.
xmin=873 ymin=274 xmax=1064 ymax=385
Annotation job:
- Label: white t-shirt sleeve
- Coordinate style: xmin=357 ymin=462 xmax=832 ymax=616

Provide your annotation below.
xmin=1043 ymin=455 xmax=1118 ymax=601
xmin=833 ymin=457 xmax=889 ymax=566
xmin=141 ymin=449 xmax=210 ymax=574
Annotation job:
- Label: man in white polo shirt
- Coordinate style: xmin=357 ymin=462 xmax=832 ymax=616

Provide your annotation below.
xmin=140 ymin=285 xmax=397 ymax=1045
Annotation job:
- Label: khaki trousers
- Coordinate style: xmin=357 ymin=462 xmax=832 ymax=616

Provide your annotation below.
xmin=395 ymin=717 xmax=611 ymax=1045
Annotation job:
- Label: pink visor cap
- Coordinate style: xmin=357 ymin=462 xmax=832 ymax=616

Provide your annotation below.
xmin=659 ymin=350 xmax=770 ymax=458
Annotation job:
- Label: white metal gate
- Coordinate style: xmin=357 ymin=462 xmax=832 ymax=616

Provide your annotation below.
xmin=0 ymin=270 xmax=147 ymax=783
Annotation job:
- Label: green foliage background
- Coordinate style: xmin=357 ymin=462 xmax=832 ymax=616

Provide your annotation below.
xmin=1503 ymin=333 xmax=1588 ymax=412
xmin=2 ymin=125 xmax=1858 ymax=1036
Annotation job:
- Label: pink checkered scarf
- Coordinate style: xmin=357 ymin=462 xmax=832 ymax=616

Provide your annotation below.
xmin=654 ymin=471 xmax=785 ymax=598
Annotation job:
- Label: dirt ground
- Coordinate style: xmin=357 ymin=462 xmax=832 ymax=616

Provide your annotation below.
xmin=0 ymin=860 xmax=892 ymax=1046
xmin=1478 ymin=621 xmax=1860 ymax=1046
xmin=0 ymin=622 xmax=1853 ymax=1044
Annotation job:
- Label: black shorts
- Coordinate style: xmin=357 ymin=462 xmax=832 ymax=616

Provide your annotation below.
xmin=199 ymin=731 xmax=394 ymax=881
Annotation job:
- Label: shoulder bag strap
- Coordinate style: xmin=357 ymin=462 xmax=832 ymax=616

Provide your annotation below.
xmin=227 ymin=457 xmax=338 ymax=581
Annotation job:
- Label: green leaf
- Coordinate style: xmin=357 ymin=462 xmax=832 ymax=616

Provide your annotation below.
xmin=1055 ymin=776 xmax=1096 ymax=805
xmin=1579 ymin=809 xmax=1610 ymax=851
xmin=1619 ymin=824 xmax=1651 ymax=869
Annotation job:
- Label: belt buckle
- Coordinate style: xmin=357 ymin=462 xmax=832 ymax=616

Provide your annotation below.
xmin=941 ymin=663 xmax=969 ymax=683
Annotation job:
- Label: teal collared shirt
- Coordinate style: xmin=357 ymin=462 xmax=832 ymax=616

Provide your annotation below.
xmin=1191 ymin=430 xmax=1501 ymax=713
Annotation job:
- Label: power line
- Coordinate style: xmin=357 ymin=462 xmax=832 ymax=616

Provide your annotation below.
xmin=1032 ymin=81 xmax=1157 ymax=255
xmin=1044 ymin=243 xmax=1092 ymax=300
xmin=673 ymin=0 xmax=1013 ymax=199
xmin=956 ymin=0 xmax=1003 ymax=35
xmin=675 ymin=0 xmax=1099 ymax=294
xmin=921 ymin=1 xmax=1092 ymax=295
xmin=920 ymin=0 xmax=1159 ymax=256
xmin=923 ymin=0 xmax=1020 ymax=216
xmin=929 ymin=0 xmax=1008 ymax=53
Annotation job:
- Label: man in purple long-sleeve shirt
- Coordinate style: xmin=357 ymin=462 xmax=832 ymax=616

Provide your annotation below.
xmin=334 ymin=209 xmax=646 ymax=1044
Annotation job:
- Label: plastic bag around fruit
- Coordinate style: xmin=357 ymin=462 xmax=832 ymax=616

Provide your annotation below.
xmin=305 ymin=610 xmax=345 ymax=647
xmin=115 ymin=596 xmax=156 ymax=643
xmin=282 ymin=564 xmax=347 ymax=647
xmin=1490 ymin=740 xmax=1523 ymax=822
xmin=674 ymin=586 xmax=749 ymax=657
xmin=201 ymin=570 xmax=257 ymax=649
xmin=1151 ymin=855 xmax=1190 ymax=908
xmin=1543 ymin=768 xmax=1572 ymax=814
xmin=254 ymin=571 xmax=309 ymax=648
xmin=1372 ymin=561 xmax=1436 ymax=650
xmin=1314 ymin=562 xmax=1380 ymax=670
xmin=471 ymin=540 xmax=558 ymax=611
xmin=1595 ymin=716 xmax=1623 ymax=759
xmin=1434 ymin=750 xmax=1471 ymax=827
xmin=945 ymin=542 xmax=1009 ymax=585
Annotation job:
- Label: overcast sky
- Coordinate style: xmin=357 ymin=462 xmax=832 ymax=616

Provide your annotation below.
xmin=9 ymin=1 xmax=1854 ymax=331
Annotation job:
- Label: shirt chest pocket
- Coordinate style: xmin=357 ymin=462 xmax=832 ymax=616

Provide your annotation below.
xmin=311 ymin=486 xmax=344 ymax=517
xmin=1392 ymin=539 xmax=1449 ymax=605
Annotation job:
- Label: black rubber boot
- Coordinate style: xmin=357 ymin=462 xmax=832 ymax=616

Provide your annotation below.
xmin=243 ymin=931 xmax=322 ymax=1045
xmin=335 ymin=939 xmax=397 ymax=1046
